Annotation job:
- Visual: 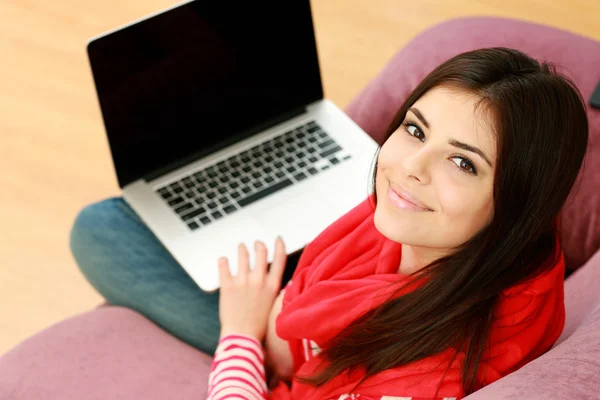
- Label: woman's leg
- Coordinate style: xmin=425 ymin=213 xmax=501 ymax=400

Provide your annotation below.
xmin=70 ymin=197 xmax=221 ymax=355
xmin=70 ymin=197 xmax=300 ymax=357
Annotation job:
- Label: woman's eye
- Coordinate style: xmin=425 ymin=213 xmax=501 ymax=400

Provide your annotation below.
xmin=451 ymin=157 xmax=477 ymax=175
xmin=405 ymin=123 xmax=425 ymax=142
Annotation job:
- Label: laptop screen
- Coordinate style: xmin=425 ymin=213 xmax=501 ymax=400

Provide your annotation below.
xmin=87 ymin=1 xmax=323 ymax=188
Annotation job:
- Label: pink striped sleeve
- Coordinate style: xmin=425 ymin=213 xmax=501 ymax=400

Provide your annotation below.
xmin=207 ymin=333 xmax=268 ymax=400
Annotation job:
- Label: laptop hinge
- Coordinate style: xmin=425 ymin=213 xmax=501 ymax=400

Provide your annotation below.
xmin=143 ymin=105 xmax=309 ymax=183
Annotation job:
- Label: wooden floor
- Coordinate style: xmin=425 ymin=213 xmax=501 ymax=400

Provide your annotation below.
xmin=2 ymin=0 xmax=600 ymax=356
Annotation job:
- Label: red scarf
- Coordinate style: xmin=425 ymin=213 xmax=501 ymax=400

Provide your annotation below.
xmin=270 ymin=193 xmax=565 ymax=400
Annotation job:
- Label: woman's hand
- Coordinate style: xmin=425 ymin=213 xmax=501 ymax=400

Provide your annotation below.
xmin=218 ymin=237 xmax=287 ymax=342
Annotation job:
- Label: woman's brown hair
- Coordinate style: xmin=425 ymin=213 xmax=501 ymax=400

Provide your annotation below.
xmin=293 ymin=47 xmax=589 ymax=396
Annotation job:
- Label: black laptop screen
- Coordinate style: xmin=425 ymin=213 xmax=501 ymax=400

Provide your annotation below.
xmin=87 ymin=1 xmax=323 ymax=188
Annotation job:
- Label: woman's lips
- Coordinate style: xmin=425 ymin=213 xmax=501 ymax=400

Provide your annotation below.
xmin=387 ymin=186 xmax=433 ymax=212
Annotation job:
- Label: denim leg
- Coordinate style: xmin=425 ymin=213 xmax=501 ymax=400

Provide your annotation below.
xmin=69 ymin=197 xmax=222 ymax=356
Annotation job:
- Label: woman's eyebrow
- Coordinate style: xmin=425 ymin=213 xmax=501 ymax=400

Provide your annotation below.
xmin=408 ymin=107 xmax=430 ymax=128
xmin=407 ymin=107 xmax=493 ymax=168
xmin=449 ymin=139 xmax=493 ymax=168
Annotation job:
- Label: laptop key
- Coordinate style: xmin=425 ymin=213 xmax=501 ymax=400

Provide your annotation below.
xmin=208 ymin=181 xmax=218 ymax=188
xmin=173 ymin=186 xmax=184 ymax=194
xmin=184 ymin=191 xmax=195 ymax=199
xmin=293 ymin=172 xmax=307 ymax=181
xmin=207 ymin=201 xmax=218 ymax=209
xmin=242 ymin=166 xmax=252 ymax=173
xmin=206 ymin=191 xmax=217 ymax=199
xmin=330 ymin=157 xmax=340 ymax=165
xmin=200 ymin=216 xmax=211 ymax=224
xmin=307 ymin=167 xmax=318 ymax=175
xmin=188 ymin=221 xmax=200 ymax=230
xmin=275 ymin=171 xmax=285 ymax=178
xmin=223 ymin=204 xmax=237 ymax=214
xmin=212 ymin=210 xmax=223 ymax=219
xmin=241 ymin=176 xmax=250 ymax=184
xmin=168 ymin=196 xmax=184 ymax=206
xmin=218 ymin=196 xmax=229 ymax=204
xmin=230 ymin=181 xmax=239 ymax=189
xmin=265 ymin=176 xmax=274 ymax=183
xmin=253 ymin=181 xmax=263 ymax=189
xmin=231 ymin=170 xmax=241 ymax=178
xmin=309 ymin=156 xmax=318 ymax=163
xmin=175 ymin=203 xmax=194 ymax=214
xmin=318 ymin=139 xmax=335 ymax=149
xmin=218 ymin=187 xmax=228 ymax=194
xmin=230 ymin=160 xmax=240 ymax=168
xmin=238 ymin=178 xmax=294 ymax=208
xmin=182 ymin=207 xmax=206 ymax=221
xmin=320 ymin=146 xmax=342 ymax=158
xmin=231 ymin=191 xmax=241 ymax=199
xmin=242 ymin=187 xmax=252 ymax=194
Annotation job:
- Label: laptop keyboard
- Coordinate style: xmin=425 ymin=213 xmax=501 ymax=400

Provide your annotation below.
xmin=156 ymin=120 xmax=352 ymax=231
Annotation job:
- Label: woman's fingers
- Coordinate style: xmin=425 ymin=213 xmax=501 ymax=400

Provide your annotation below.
xmin=268 ymin=236 xmax=287 ymax=285
xmin=237 ymin=242 xmax=250 ymax=278
xmin=218 ymin=256 xmax=232 ymax=286
xmin=253 ymin=240 xmax=268 ymax=278
xmin=237 ymin=237 xmax=286 ymax=285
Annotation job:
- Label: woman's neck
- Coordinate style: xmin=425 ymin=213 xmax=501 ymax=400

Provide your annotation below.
xmin=398 ymin=244 xmax=448 ymax=275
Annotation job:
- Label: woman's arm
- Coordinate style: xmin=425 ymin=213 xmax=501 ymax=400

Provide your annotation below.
xmin=206 ymin=333 xmax=269 ymax=399
xmin=264 ymin=287 xmax=295 ymax=388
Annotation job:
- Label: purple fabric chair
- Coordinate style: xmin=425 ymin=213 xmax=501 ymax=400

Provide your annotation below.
xmin=2 ymin=17 xmax=599 ymax=400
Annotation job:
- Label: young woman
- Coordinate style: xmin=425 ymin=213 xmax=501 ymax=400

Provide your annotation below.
xmin=70 ymin=47 xmax=588 ymax=399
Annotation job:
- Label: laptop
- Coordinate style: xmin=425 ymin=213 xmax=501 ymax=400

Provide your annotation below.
xmin=86 ymin=0 xmax=378 ymax=292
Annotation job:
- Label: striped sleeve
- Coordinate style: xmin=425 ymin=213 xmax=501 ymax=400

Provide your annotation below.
xmin=207 ymin=333 xmax=269 ymax=400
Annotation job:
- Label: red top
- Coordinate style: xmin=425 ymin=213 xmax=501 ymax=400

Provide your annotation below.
xmin=270 ymin=193 xmax=565 ymax=400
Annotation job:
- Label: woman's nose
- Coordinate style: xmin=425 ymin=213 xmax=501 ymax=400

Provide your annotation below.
xmin=401 ymin=149 xmax=432 ymax=183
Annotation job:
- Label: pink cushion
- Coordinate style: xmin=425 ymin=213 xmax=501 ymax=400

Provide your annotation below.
xmin=462 ymin=247 xmax=600 ymax=399
xmin=344 ymin=16 xmax=600 ymax=271
xmin=0 ymin=306 xmax=213 ymax=400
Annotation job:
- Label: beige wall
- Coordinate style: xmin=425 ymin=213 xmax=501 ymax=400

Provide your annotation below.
xmin=1 ymin=0 xmax=599 ymax=355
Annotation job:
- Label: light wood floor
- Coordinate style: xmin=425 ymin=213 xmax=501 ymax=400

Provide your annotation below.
xmin=2 ymin=0 xmax=600 ymax=356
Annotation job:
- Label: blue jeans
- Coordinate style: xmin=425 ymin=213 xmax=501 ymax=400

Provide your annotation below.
xmin=69 ymin=197 xmax=301 ymax=357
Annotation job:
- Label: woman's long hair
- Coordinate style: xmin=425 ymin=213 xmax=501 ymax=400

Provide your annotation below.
xmin=293 ymin=47 xmax=589 ymax=396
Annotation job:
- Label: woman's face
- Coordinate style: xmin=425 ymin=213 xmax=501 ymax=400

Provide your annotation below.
xmin=374 ymin=86 xmax=497 ymax=254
